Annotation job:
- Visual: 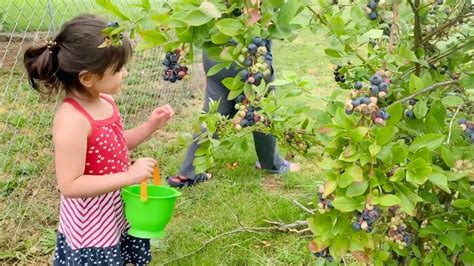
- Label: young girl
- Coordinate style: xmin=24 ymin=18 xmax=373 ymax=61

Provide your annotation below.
xmin=24 ymin=14 xmax=174 ymax=265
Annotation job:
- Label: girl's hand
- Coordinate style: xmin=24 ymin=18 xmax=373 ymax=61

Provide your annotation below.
xmin=146 ymin=105 xmax=174 ymax=132
xmin=127 ymin=157 xmax=157 ymax=185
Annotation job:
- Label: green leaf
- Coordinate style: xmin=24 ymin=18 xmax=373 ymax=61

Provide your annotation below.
xmin=374 ymin=194 xmax=401 ymax=206
xmin=386 ymin=102 xmax=402 ymax=126
xmin=400 ymin=46 xmax=418 ymax=63
xmin=215 ymin=18 xmax=243 ymax=36
xmin=332 ymin=197 xmax=361 ymax=212
xmin=369 ymin=144 xmax=381 ymax=156
xmin=375 ymin=125 xmax=396 ymax=145
xmin=184 ymin=10 xmax=213 ymax=26
xmin=346 ymin=165 xmax=363 ymax=182
xmin=347 ymin=127 xmax=369 ymax=142
xmin=409 ymin=74 xmax=423 ymax=93
xmin=324 ymin=180 xmax=338 ymax=198
xmin=441 ymin=95 xmax=464 ymax=107
xmin=346 ymin=181 xmax=368 ymax=197
xmin=207 ymin=62 xmax=231 ymax=76
xmin=221 ymin=77 xmax=234 ymax=90
xmin=394 ymin=183 xmax=423 ymax=216
xmin=227 ymin=89 xmax=243 ymax=100
xmin=407 ymin=158 xmax=432 ymax=185
xmin=338 ymin=173 xmax=353 ymax=188
xmin=136 ymin=30 xmax=167 ymax=50
xmin=428 ymin=173 xmax=450 ymax=193
xmin=198 ymin=2 xmax=221 ymax=18
xmin=329 ymin=235 xmax=350 ymax=258
xmin=439 ymin=235 xmax=456 ymax=251
xmin=324 ymin=48 xmax=342 ymax=58
xmin=409 ymin=134 xmax=445 ymax=152
xmin=414 ymin=100 xmax=428 ymax=119
xmin=331 ymin=16 xmax=345 ymax=36
xmin=428 ymin=100 xmax=447 ymax=125
xmin=452 ymin=199 xmax=471 ymax=208
xmin=359 ymin=29 xmax=383 ymax=43
xmin=459 ymin=73 xmax=474 ymax=89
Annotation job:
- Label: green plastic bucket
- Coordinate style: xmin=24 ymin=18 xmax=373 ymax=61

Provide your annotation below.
xmin=121 ymin=185 xmax=181 ymax=239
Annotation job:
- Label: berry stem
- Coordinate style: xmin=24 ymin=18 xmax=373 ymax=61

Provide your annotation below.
xmin=388 ymin=79 xmax=459 ymax=107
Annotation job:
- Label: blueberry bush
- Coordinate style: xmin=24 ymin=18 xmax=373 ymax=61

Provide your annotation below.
xmin=98 ymin=0 xmax=473 ymax=264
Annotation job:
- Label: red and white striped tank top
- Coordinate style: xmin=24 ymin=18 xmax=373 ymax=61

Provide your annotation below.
xmin=58 ymin=95 xmax=129 ymax=250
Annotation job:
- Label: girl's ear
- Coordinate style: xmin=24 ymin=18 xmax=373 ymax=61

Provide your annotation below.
xmin=78 ymin=70 xmax=97 ymax=88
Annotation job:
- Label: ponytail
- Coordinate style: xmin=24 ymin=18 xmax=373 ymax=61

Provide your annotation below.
xmin=23 ymin=40 xmax=61 ymax=95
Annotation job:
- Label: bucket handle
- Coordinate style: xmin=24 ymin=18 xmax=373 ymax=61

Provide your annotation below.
xmin=140 ymin=164 xmax=161 ymax=202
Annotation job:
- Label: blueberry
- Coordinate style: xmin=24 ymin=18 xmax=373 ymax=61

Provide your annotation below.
xmin=409 ymin=98 xmax=417 ymax=106
xmin=383 ymin=112 xmax=390 ymax=120
xmin=368 ymin=1 xmax=377 ymax=10
xmin=466 ymin=128 xmax=472 ymax=135
xmin=354 ymin=81 xmax=363 ymax=90
xmin=169 ymin=75 xmax=177 ymax=83
xmin=437 ymin=0 xmax=444 ymax=4
xmin=370 ymin=85 xmax=379 ymax=95
xmin=458 ymin=118 xmax=467 ymax=125
xmin=244 ymin=58 xmax=253 ymax=67
xmin=377 ymin=110 xmax=385 ymax=118
xmin=326 ymin=255 xmax=334 ymax=262
xmin=165 ymin=52 xmax=173 ymax=60
xmin=170 ymin=54 xmax=178 ymax=63
xmin=246 ymin=112 xmax=253 ymax=120
xmin=352 ymin=99 xmax=361 ymax=107
xmin=173 ymin=65 xmax=181 ymax=73
xmin=379 ymin=82 xmax=389 ymax=92
xmin=362 ymin=97 xmax=371 ymax=105
xmin=314 ymin=252 xmax=322 ymax=257
xmin=326 ymin=200 xmax=333 ymax=209
xmin=248 ymin=43 xmax=258 ymax=55
xmin=405 ymin=109 xmax=415 ymax=119
xmin=240 ymin=119 xmax=249 ymax=127
xmin=163 ymin=59 xmax=171 ymax=66
xmin=345 ymin=109 xmax=353 ymax=115
xmin=235 ymin=95 xmax=245 ymax=103
xmin=240 ymin=70 xmax=249 ymax=82
xmin=340 ymin=76 xmax=346 ymax=83
xmin=252 ymin=37 xmax=263 ymax=46
xmin=370 ymin=74 xmax=383 ymax=85
xmin=232 ymin=8 xmax=242 ymax=16
xmin=369 ymin=11 xmax=378 ymax=20
xmin=335 ymin=76 xmax=341 ymax=82
xmin=352 ymin=222 xmax=361 ymax=231
xmin=368 ymin=210 xmax=378 ymax=218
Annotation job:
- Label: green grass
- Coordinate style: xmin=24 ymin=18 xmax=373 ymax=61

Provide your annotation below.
xmin=0 ymin=17 xmax=336 ymax=265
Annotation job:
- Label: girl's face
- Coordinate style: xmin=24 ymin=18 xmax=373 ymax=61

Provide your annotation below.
xmin=92 ymin=66 xmax=128 ymax=95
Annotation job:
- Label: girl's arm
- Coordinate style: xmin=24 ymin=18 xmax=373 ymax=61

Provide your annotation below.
xmin=54 ymin=104 xmax=155 ymax=198
xmin=124 ymin=105 xmax=174 ymax=150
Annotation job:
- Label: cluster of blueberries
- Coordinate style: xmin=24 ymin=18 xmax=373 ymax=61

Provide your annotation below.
xmin=367 ymin=0 xmax=380 ymax=20
xmin=162 ymin=49 xmax=188 ymax=83
xmin=345 ymin=71 xmax=392 ymax=126
xmin=351 ymin=203 xmax=381 ymax=233
xmin=334 ymin=65 xmax=346 ymax=83
xmin=387 ymin=207 xmax=411 ymax=249
xmin=232 ymin=95 xmax=262 ymax=130
xmin=239 ymin=37 xmax=269 ymax=87
xmin=316 ymin=186 xmax=334 ymax=214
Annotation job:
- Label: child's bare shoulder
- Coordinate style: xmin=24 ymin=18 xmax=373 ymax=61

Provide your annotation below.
xmin=53 ymin=102 xmax=90 ymax=134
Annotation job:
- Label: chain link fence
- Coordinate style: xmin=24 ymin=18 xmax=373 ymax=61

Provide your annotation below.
xmin=0 ymin=0 xmax=204 ymax=263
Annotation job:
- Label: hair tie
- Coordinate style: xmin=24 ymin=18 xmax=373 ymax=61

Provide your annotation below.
xmin=46 ymin=40 xmax=57 ymax=54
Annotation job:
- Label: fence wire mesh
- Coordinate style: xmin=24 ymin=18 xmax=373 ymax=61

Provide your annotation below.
xmin=0 ymin=0 xmax=205 ymax=262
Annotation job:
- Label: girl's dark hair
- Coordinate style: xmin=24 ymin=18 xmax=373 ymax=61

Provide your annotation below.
xmin=23 ymin=14 xmax=132 ymax=97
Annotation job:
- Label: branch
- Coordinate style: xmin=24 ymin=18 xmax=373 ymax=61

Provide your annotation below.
xmin=292 ymin=199 xmax=315 ymax=215
xmin=162 ymin=220 xmax=310 ymax=265
xmin=420 ymin=12 xmax=474 ymax=46
xmin=389 ymin=80 xmax=460 ymax=107
xmin=446 ymin=105 xmax=462 ymax=145
xmin=408 ymin=0 xmax=422 ymax=75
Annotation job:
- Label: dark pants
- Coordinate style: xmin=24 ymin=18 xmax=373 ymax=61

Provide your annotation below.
xmin=178 ymin=51 xmax=285 ymax=178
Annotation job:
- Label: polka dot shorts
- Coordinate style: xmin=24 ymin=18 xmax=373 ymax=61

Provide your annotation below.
xmin=53 ymin=232 xmax=151 ymax=265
